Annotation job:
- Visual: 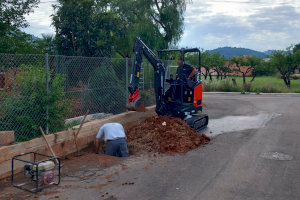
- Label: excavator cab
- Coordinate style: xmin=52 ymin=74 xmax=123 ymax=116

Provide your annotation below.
xmin=158 ymin=48 xmax=201 ymax=100
xmin=157 ymin=48 xmax=209 ymax=130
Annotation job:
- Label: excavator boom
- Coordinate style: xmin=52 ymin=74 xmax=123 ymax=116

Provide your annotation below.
xmin=126 ymin=37 xmax=166 ymax=114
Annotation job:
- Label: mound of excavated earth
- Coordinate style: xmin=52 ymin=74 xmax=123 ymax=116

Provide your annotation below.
xmin=126 ymin=116 xmax=211 ymax=155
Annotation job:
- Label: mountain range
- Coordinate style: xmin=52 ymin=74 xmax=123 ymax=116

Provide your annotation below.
xmin=206 ymin=47 xmax=290 ymax=58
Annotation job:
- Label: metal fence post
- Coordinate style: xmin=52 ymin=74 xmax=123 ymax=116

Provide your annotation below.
xmin=168 ymin=60 xmax=171 ymax=79
xmin=45 ymin=53 xmax=49 ymax=135
xmin=126 ymin=57 xmax=128 ymax=112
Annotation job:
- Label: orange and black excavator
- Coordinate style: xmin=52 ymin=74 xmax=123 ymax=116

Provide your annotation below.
xmin=126 ymin=37 xmax=209 ymax=130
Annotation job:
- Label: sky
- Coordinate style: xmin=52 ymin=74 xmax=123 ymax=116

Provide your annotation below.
xmin=23 ymin=0 xmax=300 ymax=52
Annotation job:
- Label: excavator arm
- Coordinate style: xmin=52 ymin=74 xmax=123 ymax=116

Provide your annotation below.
xmin=126 ymin=37 xmax=166 ymax=115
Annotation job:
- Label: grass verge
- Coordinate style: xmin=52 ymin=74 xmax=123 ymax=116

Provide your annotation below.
xmin=202 ymin=76 xmax=300 ymax=93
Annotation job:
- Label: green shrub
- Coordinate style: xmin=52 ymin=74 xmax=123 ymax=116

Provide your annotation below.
xmin=203 ymin=76 xmax=300 ymax=93
xmin=88 ymin=66 xmax=126 ymax=114
xmin=203 ymin=78 xmax=242 ymax=92
xmin=243 ymin=82 xmax=252 ymax=92
xmin=257 ymin=82 xmax=286 ymax=93
xmin=112 ymin=58 xmax=126 ymax=82
xmin=0 ymin=65 xmax=72 ymax=142
xmin=202 ymin=80 xmax=212 ymax=92
xmin=290 ymin=89 xmax=300 ymax=93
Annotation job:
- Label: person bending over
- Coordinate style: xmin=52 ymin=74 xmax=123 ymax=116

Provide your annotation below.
xmin=95 ymin=123 xmax=129 ymax=157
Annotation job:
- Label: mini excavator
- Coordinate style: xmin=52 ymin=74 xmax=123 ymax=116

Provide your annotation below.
xmin=126 ymin=37 xmax=209 ymax=131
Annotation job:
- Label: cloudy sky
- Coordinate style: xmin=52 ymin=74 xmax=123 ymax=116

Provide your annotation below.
xmin=23 ymin=0 xmax=300 ymax=52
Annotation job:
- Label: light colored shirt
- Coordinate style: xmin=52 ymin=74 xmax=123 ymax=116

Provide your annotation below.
xmin=96 ymin=123 xmax=127 ymax=143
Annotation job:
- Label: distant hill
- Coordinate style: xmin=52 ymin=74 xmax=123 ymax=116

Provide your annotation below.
xmin=206 ymin=47 xmax=268 ymax=58
xmin=263 ymin=50 xmax=277 ymax=55
xmin=263 ymin=50 xmax=293 ymax=55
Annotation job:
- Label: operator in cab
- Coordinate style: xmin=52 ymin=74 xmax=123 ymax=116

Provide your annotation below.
xmin=94 ymin=123 xmax=129 ymax=157
xmin=176 ymin=57 xmax=198 ymax=80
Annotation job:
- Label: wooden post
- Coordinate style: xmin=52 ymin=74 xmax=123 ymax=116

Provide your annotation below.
xmin=39 ymin=126 xmax=59 ymax=165
xmin=74 ymin=110 xmax=89 ymax=156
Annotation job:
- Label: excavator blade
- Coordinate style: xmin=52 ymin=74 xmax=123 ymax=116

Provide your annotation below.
xmin=185 ymin=114 xmax=209 ymax=131
xmin=126 ymin=95 xmax=148 ymax=112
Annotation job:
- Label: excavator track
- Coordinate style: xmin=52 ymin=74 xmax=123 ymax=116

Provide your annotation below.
xmin=185 ymin=114 xmax=209 ymax=131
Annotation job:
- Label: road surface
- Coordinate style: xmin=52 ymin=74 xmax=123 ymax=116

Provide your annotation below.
xmin=1 ymin=93 xmax=300 ymax=200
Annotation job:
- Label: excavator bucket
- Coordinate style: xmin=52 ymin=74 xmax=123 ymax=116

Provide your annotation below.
xmin=126 ymin=89 xmax=148 ymax=112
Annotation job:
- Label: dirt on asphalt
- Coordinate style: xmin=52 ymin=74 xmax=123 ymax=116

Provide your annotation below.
xmin=135 ymin=102 xmax=148 ymax=112
xmin=126 ymin=116 xmax=211 ymax=155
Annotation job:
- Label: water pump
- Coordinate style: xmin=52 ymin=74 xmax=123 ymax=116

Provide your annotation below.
xmin=24 ymin=161 xmax=55 ymax=186
xmin=12 ymin=152 xmax=60 ymax=193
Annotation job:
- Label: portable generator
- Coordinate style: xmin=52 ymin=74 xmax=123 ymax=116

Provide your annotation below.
xmin=12 ymin=152 xmax=61 ymax=193
xmin=24 ymin=160 xmax=55 ymax=185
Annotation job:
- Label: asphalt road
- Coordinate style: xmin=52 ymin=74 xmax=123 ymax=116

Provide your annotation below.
xmin=1 ymin=93 xmax=300 ymax=200
xmin=111 ymin=93 xmax=300 ymax=200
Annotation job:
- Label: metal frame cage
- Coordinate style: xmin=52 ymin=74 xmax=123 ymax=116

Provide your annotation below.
xmin=12 ymin=152 xmax=61 ymax=193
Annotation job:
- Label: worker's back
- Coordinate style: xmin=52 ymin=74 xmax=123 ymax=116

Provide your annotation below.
xmin=102 ymin=123 xmax=126 ymax=140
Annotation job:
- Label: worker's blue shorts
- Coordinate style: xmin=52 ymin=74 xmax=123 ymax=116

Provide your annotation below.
xmin=105 ymin=139 xmax=129 ymax=157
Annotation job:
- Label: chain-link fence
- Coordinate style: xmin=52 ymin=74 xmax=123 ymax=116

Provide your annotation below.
xmin=135 ymin=59 xmax=173 ymax=107
xmin=0 ymin=53 xmax=172 ymax=144
xmin=0 ymin=54 xmax=47 ymax=143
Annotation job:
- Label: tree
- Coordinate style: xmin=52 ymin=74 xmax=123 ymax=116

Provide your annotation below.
xmin=255 ymin=61 xmax=277 ymax=76
xmin=294 ymin=50 xmax=300 ymax=70
xmin=211 ymin=53 xmax=227 ymax=80
xmin=230 ymin=56 xmax=257 ymax=85
xmin=0 ymin=0 xmax=40 ymax=33
xmin=201 ymin=51 xmax=214 ymax=81
xmin=0 ymin=0 xmax=41 ymax=54
xmin=245 ymin=56 xmax=262 ymax=82
xmin=269 ymin=51 xmax=299 ymax=88
xmin=51 ymin=0 xmax=120 ymax=110
xmin=0 ymin=27 xmax=43 ymax=54
xmin=199 ymin=52 xmax=229 ymax=81
xmin=51 ymin=0 xmax=117 ymax=57
xmin=293 ymin=43 xmax=300 ymax=53
xmin=37 ymin=34 xmax=57 ymax=55
xmin=52 ymin=0 xmax=187 ymax=58
xmin=292 ymin=44 xmax=300 ymax=74
xmin=110 ymin=0 xmax=187 ymax=57
xmin=222 ymin=61 xmax=232 ymax=79
xmin=184 ymin=48 xmax=203 ymax=69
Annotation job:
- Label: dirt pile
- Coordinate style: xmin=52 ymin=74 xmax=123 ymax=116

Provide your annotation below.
xmin=135 ymin=102 xmax=148 ymax=112
xmin=126 ymin=116 xmax=211 ymax=155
